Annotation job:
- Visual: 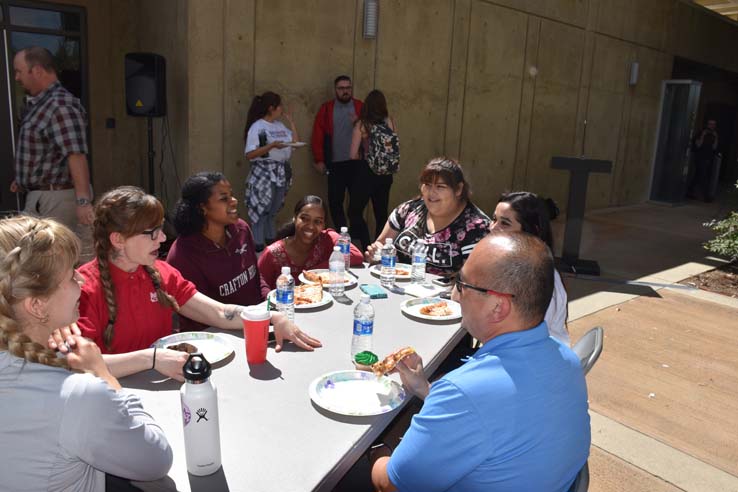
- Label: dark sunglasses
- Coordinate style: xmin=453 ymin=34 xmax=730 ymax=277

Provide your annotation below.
xmin=455 ymin=272 xmax=515 ymax=298
xmin=140 ymin=225 xmax=163 ymax=240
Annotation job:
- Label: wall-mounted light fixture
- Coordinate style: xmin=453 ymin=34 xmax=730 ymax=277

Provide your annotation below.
xmin=629 ymin=61 xmax=639 ymax=86
xmin=363 ymin=0 xmax=378 ymax=39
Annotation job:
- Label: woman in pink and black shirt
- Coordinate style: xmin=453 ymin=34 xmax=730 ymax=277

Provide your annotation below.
xmin=364 ymin=157 xmax=490 ymax=278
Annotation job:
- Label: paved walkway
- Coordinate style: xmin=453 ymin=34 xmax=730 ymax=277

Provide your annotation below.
xmin=563 ymin=199 xmax=737 ymax=492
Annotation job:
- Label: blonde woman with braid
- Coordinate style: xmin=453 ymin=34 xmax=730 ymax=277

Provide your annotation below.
xmin=0 ymin=216 xmax=172 ymax=491
xmin=53 ymin=186 xmax=320 ymax=381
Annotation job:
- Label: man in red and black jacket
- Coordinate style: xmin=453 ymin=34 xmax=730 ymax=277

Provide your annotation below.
xmin=311 ymin=75 xmax=363 ymax=230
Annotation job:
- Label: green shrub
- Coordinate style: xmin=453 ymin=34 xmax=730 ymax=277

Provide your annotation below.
xmin=704 ymin=181 xmax=738 ymax=261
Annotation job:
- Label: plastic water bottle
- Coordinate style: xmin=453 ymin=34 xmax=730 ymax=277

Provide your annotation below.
xmin=351 ymin=294 xmax=375 ymax=357
xmin=276 ymin=266 xmax=294 ymax=322
xmin=181 ymin=354 xmax=221 ymax=476
xmin=338 ymin=226 xmax=351 ymax=271
xmin=329 ymin=246 xmax=345 ymax=297
xmin=380 ymin=238 xmax=396 ymax=288
xmin=411 ymin=239 xmax=428 ymax=285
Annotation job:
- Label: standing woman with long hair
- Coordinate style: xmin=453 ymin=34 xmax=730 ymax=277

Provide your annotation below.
xmin=349 ymin=89 xmax=399 ymax=249
xmin=244 ymin=91 xmax=299 ymax=252
xmin=0 ymin=216 xmax=172 ymax=490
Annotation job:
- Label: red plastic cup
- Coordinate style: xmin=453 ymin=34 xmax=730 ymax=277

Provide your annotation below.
xmin=240 ymin=307 xmax=270 ymax=364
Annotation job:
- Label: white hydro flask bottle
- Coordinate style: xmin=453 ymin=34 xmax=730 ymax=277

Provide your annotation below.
xmin=180 ymin=353 xmax=222 ymax=476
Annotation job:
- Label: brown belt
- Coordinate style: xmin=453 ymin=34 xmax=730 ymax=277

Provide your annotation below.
xmin=26 ymin=183 xmax=74 ymax=191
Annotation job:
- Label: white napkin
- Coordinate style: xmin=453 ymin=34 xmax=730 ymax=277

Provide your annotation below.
xmin=403 ymin=283 xmax=450 ymax=298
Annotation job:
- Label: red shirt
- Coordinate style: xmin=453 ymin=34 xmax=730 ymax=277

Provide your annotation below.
xmin=257 ymin=229 xmax=364 ymax=289
xmin=77 ymin=259 xmax=198 ymax=354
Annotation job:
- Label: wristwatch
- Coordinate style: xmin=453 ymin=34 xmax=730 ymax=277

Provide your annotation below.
xmin=76 ymin=197 xmax=91 ymax=206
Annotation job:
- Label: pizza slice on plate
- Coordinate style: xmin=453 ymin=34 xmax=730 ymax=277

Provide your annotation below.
xmin=304 ymin=270 xmax=348 ymax=284
xmin=419 ymin=300 xmax=453 ymax=317
xmin=371 ymin=346 xmax=416 ymax=377
xmin=294 ymin=281 xmax=323 ymax=305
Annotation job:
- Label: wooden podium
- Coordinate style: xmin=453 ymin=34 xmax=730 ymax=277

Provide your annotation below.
xmin=551 ymin=156 xmax=612 ymax=276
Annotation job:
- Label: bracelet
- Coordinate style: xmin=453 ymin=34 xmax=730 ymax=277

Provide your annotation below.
xmin=152 ymin=346 xmax=157 ymax=370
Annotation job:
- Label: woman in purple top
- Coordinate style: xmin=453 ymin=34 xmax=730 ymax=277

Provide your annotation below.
xmin=167 ymin=171 xmax=270 ymax=331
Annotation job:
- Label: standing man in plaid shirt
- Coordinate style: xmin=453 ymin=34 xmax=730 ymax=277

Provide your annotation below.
xmin=9 ymin=46 xmax=94 ymax=261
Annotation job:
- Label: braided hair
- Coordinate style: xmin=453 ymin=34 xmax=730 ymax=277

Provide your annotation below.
xmin=0 ymin=216 xmax=80 ymax=370
xmin=93 ymin=186 xmax=179 ymax=350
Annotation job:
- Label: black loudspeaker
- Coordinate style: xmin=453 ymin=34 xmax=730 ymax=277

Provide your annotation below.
xmin=125 ymin=53 xmax=166 ymax=117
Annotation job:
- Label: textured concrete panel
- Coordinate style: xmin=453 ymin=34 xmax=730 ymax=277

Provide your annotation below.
xmin=459 ymin=1 xmax=527 ymax=212
xmin=444 ymin=0 xmax=472 ymax=160
xmin=223 ymin=0 xmax=255 ymax=216
xmin=594 ymin=0 xmax=670 ymax=52
xmin=525 ymin=20 xmax=585 ymax=208
xmin=582 ymin=34 xmax=631 ymax=209
xmin=490 ymin=0 xmax=589 ymax=28
xmin=188 ymin=0 xmax=224 ymax=175
xmin=374 ymin=0 xmax=455 ymax=206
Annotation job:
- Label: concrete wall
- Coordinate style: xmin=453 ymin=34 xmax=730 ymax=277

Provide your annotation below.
xmin=62 ymin=0 xmax=738 ymax=228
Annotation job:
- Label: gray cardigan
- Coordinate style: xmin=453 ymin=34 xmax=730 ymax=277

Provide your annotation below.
xmin=0 ymin=351 xmax=172 ymax=491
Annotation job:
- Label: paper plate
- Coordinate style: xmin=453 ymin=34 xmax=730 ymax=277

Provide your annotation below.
xmin=309 ymin=370 xmax=406 ymax=416
xmin=299 ymin=269 xmax=358 ymax=289
xmin=369 ymin=263 xmax=413 ymax=281
xmin=152 ymin=332 xmax=234 ymax=364
xmin=400 ymin=297 xmax=462 ymax=321
xmin=268 ymin=289 xmax=333 ymax=310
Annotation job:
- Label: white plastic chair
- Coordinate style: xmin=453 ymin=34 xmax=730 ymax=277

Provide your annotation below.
xmin=568 ymin=461 xmax=589 ymax=492
xmin=572 ymin=326 xmax=604 ymax=376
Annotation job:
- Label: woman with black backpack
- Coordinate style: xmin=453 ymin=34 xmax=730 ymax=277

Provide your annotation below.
xmin=349 ymin=89 xmax=399 ymax=249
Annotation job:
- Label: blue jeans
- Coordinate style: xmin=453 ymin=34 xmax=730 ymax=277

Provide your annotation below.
xmin=251 ymin=184 xmax=286 ymax=246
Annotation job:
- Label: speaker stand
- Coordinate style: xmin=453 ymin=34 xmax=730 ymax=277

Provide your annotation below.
xmin=147 ymin=116 xmax=155 ymax=195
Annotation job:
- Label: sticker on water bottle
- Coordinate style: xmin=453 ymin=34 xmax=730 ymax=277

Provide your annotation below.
xmin=339 ymin=243 xmax=350 ymax=254
xmin=276 ymin=288 xmax=294 ymax=304
xmin=182 ymin=402 xmax=191 ymax=427
xmin=381 ymin=256 xmax=396 ymax=268
xmin=353 ymin=319 xmax=374 ymax=336
xmin=413 ymin=254 xmax=426 ymax=263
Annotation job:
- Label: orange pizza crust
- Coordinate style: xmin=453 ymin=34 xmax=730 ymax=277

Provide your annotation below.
xmin=303 ymin=270 xmax=349 ymax=284
xmin=419 ymin=301 xmax=453 ymax=317
xmin=371 ymin=346 xmax=416 ymax=377
xmin=294 ymin=281 xmax=323 ymax=305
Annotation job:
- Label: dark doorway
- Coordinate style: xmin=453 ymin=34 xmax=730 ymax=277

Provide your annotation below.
xmin=705 ymin=103 xmax=737 ymax=184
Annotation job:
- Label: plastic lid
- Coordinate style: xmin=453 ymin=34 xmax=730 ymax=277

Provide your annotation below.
xmin=340 ymin=226 xmax=348 ymax=233
xmin=333 ymin=246 xmax=340 ymax=251
xmin=281 ymin=266 xmax=290 ymax=275
xmin=385 ymin=238 xmax=393 ymax=244
xmin=360 ymin=293 xmax=371 ymax=302
xmin=183 ymin=353 xmax=212 ymax=382
xmin=417 ymin=238 xmax=426 ymax=245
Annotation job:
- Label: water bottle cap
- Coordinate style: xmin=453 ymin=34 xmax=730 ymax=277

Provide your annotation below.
xmin=385 ymin=238 xmax=393 ymax=244
xmin=340 ymin=226 xmax=348 ymax=233
xmin=281 ymin=266 xmax=290 ymax=275
xmin=360 ymin=293 xmax=371 ymax=302
xmin=417 ymin=239 xmax=426 ymax=246
xmin=183 ymin=353 xmax=212 ymax=382
xmin=333 ymin=246 xmax=340 ymax=252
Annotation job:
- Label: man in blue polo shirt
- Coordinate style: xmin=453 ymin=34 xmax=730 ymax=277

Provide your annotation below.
xmin=371 ymin=231 xmax=590 ymax=492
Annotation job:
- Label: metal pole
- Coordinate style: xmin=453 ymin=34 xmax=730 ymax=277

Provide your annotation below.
xmin=147 ymin=116 xmax=155 ymax=195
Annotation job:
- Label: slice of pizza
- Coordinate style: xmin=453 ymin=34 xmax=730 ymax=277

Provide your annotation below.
xmin=294 ymin=281 xmax=323 ymax=305
xmin=419 ymin=301 xmax=453 ymax=317
xmin=371 ymin=346 xmax=416 ymax=377
xmin=304 ymin=270 xmax=348 ymax=284
xmin=395 ymin=268 xmax=410 ymax=276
